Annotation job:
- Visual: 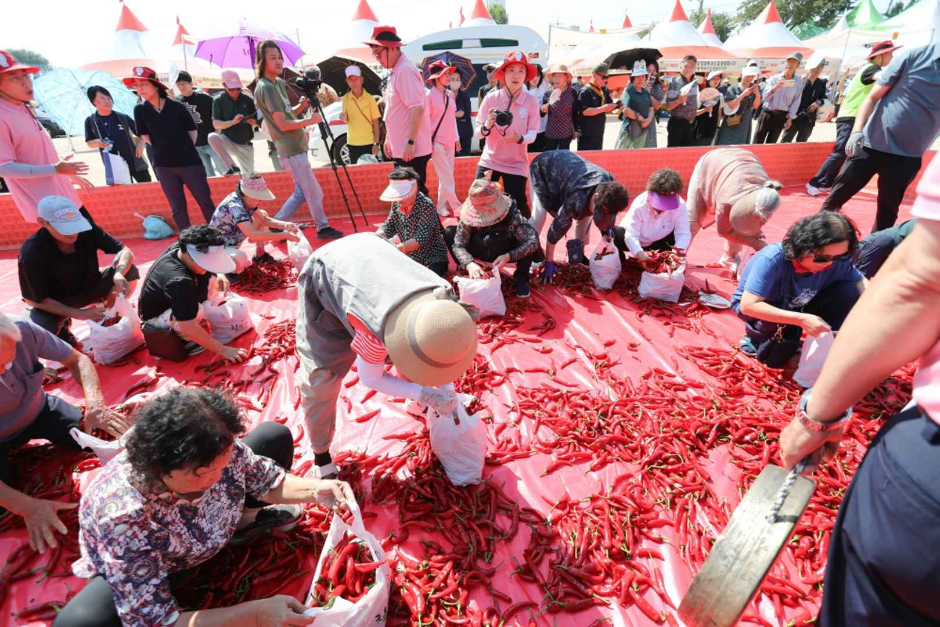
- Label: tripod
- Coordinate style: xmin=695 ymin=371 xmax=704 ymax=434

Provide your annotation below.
xmin=309 ymin=95 xmax=370 ymax=232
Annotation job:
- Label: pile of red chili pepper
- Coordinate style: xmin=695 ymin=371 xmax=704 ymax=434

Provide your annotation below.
xmin=232 ymin=258 xmax=297 ymax=294
xmin=99 ymin=315 xmax=122 ymax=328
xmin=309 ymin=534 xmax=384 ymax=607
xmin=639 ymin=250 xmax=685 ymax=274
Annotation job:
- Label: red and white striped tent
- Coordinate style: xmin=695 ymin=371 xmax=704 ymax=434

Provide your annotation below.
xmin=724 ymin=0 xmax=813 ymax=72
xmin=697 ymin=10 xmax=724 ymax=48
xmin=464 ymin=0 xmax=496 ymax=28
xmin=79 ymin=1 xmax=162 ymax=79
xmin=641 ymin=0 xmax=741 ymax=74
xmin=333 ymin=0 xmax=383 ymax=67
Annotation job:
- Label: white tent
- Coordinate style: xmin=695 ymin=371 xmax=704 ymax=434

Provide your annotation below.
xmin=644 ymin=0 xmax=709 ymax=48
xmin=641 ymin=1 xmax=740 ymax=74
xmin=332 ymin=0 xmax=383 ymax=68
xmin=724 ymin=0 xmax=813 ymax=72
xmin=802 ymin=18 xmax=887 ymax=71
xmin=464 ymin=0 xmax=496 ymax=28
xmin=697 ymin=10 xmax=724 ymax=48
xmin=547 ymin=26 xmax=642 ymax=65
xmin=874 ymin=0 xmax=940 ymax=46
xmin=80 ymin=1 xmax=162 ymax=78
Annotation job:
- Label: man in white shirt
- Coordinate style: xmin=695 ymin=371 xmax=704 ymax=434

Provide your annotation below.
xmin=612 ymin=168 xmax=690 ymax=261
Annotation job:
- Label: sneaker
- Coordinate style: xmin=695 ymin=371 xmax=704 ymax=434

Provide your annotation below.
xmin=316 ymin=227 xmax=344 ymax=240
xmin=230 ymin=504 xmax=302 ymax=545
xmin=182 ymin=340 xmax=205 ymax=356
xmin=513 ymin=274 xmax=531 ymax=298
xmin=224 ymin=166 xmax=241 ymax=176
xmin=739 ymin=336 xmax=758 ymax=356
xmin=805 ymin=183 xmax=819 ymax=197
xmin=253 ymin=252 xmax=276 ymax=264
xmin=718 ymin=254 xmax=740 ymax=275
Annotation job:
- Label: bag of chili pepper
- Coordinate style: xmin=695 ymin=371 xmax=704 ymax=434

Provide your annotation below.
xmin=86 ymin=294 xmax=145 ymax=365
xmin=793 ymin=331 xmax=837 ymax=388
xmin=203 ymin=294 xmax=255 ymax=344
xmin=288 ymin=229 xmax=314 ymax=271
xmin=427 ymin=393 xmax=486 ymax=486
xmin=589 ymin=241 xmax=622 ymax=291
xmin=454 ymin=275 xmax=506 ymax=318
xmin=304 ymin=500 xmax=390 ymax=625
xmin=638 ymin=264 xmax=686 ymax=303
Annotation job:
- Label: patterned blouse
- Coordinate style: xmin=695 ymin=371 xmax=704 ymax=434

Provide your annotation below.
xmin=378 ymin=192 xmax=449 ymax=269
xmin=544 ymin=87 xmax=577 ymax=140
xmin=209 ymin=191 xmax=255 ymax=247
xmin=452 ymin=203 xmax=541 ymax=268
xmin=72 ymin=443 xmax=285 ymax=627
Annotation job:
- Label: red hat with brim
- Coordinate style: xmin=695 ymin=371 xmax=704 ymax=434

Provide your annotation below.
xmin=426 ymin=61 xmax=457 ymax=83
xmin=0 ymin=50 xmax=39 ymax=75
xmin=364 ymin=25 xmax=405 ymax=48
xmin=122 ymin=66 xmax=168 ymax=91
xmin=494 ymin=51 xmax=537 ymax=83
xmin=867 ymin=40 xmax=902 ymax=60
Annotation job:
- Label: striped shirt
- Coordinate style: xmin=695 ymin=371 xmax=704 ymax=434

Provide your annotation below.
xmin=349 ymin=315 xmax=387 ymax=364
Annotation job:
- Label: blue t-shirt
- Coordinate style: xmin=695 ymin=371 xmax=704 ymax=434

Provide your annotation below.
xmin=732 ymin=243 xmax=862 ymax=311
xmin=865 ymin=43 xmax=940 ymax=158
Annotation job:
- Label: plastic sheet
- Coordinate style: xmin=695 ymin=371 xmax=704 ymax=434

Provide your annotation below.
xmin=0 ymin=188 xmax=914 ymax=625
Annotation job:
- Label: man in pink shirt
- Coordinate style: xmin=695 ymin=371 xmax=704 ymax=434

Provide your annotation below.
xmin=366 ymin=26 xmax=433 ymax=195
xmin=0 ymin=50 xmax=92 ymax=224
xmin=778 ymin=153 xmax=940 ymax=624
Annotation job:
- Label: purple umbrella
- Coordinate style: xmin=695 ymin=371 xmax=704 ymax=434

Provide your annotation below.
xmin=195 ymin=19 xmax=305 ymax=69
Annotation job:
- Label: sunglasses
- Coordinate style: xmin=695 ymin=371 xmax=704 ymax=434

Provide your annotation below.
xmin=812 ymin=251 xmax=853 ymax=263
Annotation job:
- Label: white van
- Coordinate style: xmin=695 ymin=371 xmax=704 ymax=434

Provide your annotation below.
xmin=311 ymin=24 xmax=548 ymax=164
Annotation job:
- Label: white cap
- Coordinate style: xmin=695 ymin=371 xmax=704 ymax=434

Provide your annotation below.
xmin=742 ymin=65 xmax=760 ymax=77
xmin=806 ymin=51 xmax=827 ymax=70
xmin=186 ymin=244 xmax=236 ymax=274
xmin=37 ymin=196 xmax=92 ymax=236
xmin=221 ymin=70 xmax=243 ymax=89
xmin=380 ymin=179 xmax=417 ymax=202
xmin=345 ymin=65 xmax=362 ymax=78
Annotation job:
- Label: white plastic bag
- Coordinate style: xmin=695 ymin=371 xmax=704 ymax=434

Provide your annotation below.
xmin=428 ymin=393 xmax=487 ymax=486
xmin=203 ymin=294 xmax=254 ymax=344
xmin=86 ymin=294 xmax=145 ymax=365
xmin=304 ymin=500 xmax=390 ymax=626
xmin=589 ymin=242 xmax=622 ymax=291
xmin=638 ymin=265 xmax=686 ymax=303
xmin=103 ymin=151 xmax=132 ymax=186
xmin=454 ymin=275 xmax=506 ymax=318
xmin=288 ymin=229 xmax=314 ymax=270
xmin=793 ymin=331 xmax=837 ymax=388
xmin=70 ymin=426 xmax=135 ymax=465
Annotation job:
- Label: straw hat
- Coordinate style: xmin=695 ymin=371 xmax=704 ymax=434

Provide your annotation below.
xmin=460 ymin=179 xmax=512 ymax=227
xmin=384 ymin=291 xmax=478 ymax=387
xmin=545 ymin=63 xmax=572 ymax=79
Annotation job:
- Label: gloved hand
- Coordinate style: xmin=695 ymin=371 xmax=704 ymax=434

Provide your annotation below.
xmin=419 ymin=387 xmax=458 ymax=416
xmin=566 ymin=239 xmax=586 ymax=266
xmin=540 ymin=261 xmax=559 ymax=284
xmin=845 ymin=132 xmax=865 ymax=158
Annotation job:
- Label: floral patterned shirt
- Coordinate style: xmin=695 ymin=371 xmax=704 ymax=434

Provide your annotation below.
xmin=209 ymin=191 xmax=256 ymax=247
xmin=452 ymin=203 xmax=541 ymax=268
xmin=72 ymin=442 xmax=285 ymax=627
xmin=378 ymin=192 xmax=449 ymax=269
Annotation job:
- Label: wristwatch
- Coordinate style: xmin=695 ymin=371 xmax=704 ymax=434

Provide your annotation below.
xmin=516 ymin=136 xmax=524 ymax=144
xmin=407 ymin=139 xmax=415 ymax=146
xmin=798 ymin=389 xmax=853 ymax=433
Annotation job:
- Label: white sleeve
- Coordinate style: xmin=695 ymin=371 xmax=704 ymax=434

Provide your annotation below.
xmin=673 ymin=199 xmax=692 ymax=251
xmin=356 ymin=356 xmax=424 ymax=400
xmin=0 ymin=161 xmax=58 ymax=178
xmin=621 ymin=198 xmax=646 ymax=255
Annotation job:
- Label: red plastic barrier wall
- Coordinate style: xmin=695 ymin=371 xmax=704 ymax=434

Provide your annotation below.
xmin=0 ymin=144 xmax=933 ymax=250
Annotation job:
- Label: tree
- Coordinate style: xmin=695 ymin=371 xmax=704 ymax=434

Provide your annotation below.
xmin=689 ymin=8 xmax=736 ymax=42
xmin=8 ymin=49 xmax=52 ymax=73
xmin=734 ymin=0 xmax=853 ymax=31
xmin=885 ymin=0 xmax=916 ymax=18
xmin=488 ymin=4 xmax=508 ymax=24
xmin=637 ymin=21 xmax=658 ymax=38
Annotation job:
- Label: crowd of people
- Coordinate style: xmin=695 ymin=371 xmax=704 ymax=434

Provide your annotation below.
xmin=0 ymin=28 xmax=938 ymax=627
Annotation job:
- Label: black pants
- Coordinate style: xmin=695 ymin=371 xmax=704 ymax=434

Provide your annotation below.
xmin=610 ymin=227 xmax=675 ymax=264
xmin=853 ymin=230 xmax=898 ymax=279
xmin=810 ymin=118 xmax=854 ymax=189
xmin=475 ymin=165 xmax=529 ymax=218
xmin=544 ymin=137 xmax=572 ymax=151
xmin=666 ymin=117 xmax=694 ymax=147
xmin=346 ymin=144 xmax=373 ymax=165
xmin=130 ymin=167 xmax=152 ymax=183
xmin=427 ymin=260 xmax=448 ymax=277
xmin=0 ymin=395 xmax=82 ymax=486
xmin=443 ymin=225 xmax=544 ymax=278
xmin=29 ymin=265 xmax=141 ymax=338
xmin=528 ymin=132 xmax=546 ymax=153
xmin=819 ymin=406 xmax=940 ymax=627
xmin=753 ymin=110 xmax=789 ymax=144
xmin=53 ymin=422 xmax=294 ymax=627
xmin=781 ymin=115 xmax=815 ymax=143
xmin=577 ymin=135 xmax=603 ymax=151
xmin=394 ymin=153 xmax=432 ymax=196
xmin=154 ymin=164 xmax=216 ymax=231
xmin=820 ymin=147 xmax=922 ymax=233
xmin=735 ymin=280 xmax=861 ymax=367
xmin=457 ymin=133 xmax=473 ymax=157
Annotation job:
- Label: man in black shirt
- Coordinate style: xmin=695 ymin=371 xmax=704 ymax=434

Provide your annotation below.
xmin=19 ymin=196 xmax=138 ymax=344
xmin=208 ymin=70 xmax=258 ymax=176
xmin=138 ymin=225 xmax=248 ymax=363
xmin=83 ymin=86 xmax=151 ymax=184
xmin=175 ymin=71 xmax=224 ymax=177
xmin=128 ymin=66 xmax=216 ymax=230
xmin=576 ymin=64 xmax=617 ymax=151
xmin=781 ymin=55 xmax=828 ymax=143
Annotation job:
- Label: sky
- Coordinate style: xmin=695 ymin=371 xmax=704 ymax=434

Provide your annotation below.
xmin=2 ymin=0 xmax=898 ymax=67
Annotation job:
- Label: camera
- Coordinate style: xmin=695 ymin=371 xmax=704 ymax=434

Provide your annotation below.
xmin=493 ymin=108 xmax=513 ymax=127
xmin=294 ymin=67 xmax=323 ymax=103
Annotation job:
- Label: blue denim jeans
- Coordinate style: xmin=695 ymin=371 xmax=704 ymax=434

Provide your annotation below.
xmin=195 ymin=145 xmax=225 ymax=177
xmin=273 ymin=151 xmax=328 ymax=230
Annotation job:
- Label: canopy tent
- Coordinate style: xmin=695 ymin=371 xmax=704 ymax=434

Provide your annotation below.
xmin=847 ymin=0 xmax=887 ymax=29
xmin=640 ymin=1 xmax=742 ymax=74
xmin=724 ymin=0 xmax=813 ymax=72
xmin=79 ymin=1 xmax=162 ymax=80
xmin=464 ymin=0 xmax=496 ymax=28
xmin=697 ymin=10 xmax=724 ymax=48
xmin=547 ymin=25 xmax=642 ymax=65
xmin=874 ymin=0 xmax=940 ymax=46
xmin=332 ymin=0 xmax=384 ymax=72
xmin=792 ymin=21 xmax=826 ymax=40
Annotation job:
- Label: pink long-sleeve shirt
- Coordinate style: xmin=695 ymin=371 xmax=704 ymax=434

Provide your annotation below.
xmin=475 ymin=87 xmax=540 ymax=178
xmin=425 ymin=86 xmax=458 ymax=148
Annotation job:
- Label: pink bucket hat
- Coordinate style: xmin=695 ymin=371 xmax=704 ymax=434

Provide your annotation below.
xmin=460 ymin=179 xmax=512 ymax=227
xmin=240 ymin=174 xmax=276 ymax=201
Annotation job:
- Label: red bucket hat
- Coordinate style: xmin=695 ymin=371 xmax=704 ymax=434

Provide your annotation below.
xmin=494 ymin=51 xmax=537 ymax=83
xmin=867 ymin=40 xmax=902 ymax=60
xmin=364 ymin=25 xmax=405 ymax=48
xmin=0 ymin=50 xmax=39 ymax=75
xmin=425 ymin=60 xmax=456 ymax=83
xmin=122 ymin=66 xmax=168 ymax=90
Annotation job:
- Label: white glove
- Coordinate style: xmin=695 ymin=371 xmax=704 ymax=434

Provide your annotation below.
xmin=419 ymin=387 xmax=458 ymax=415
xmin=845 ymin=131 xmax=865 ymax=158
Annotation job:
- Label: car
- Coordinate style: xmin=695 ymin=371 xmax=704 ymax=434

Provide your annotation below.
xmin=33 ymin=104 xmax=65 ymax=137
xmin=309 ymin=101 xmax=366 ymax=166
